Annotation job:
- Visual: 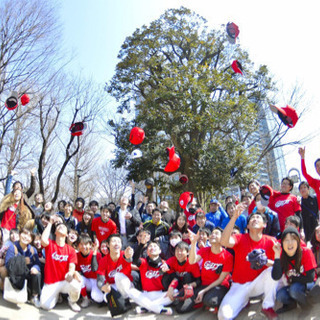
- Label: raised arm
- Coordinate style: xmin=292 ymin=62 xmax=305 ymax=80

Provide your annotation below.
xmin=220 ymin=203 xmax=245 ymax=248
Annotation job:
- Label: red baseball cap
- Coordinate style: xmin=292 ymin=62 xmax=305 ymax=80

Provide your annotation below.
xmin=129 ymin=127 xmax=145 ymax=145
xmin=179 ymin=192 xmax=194 ymax=210
xmin=231 ymin=60 xmax=243 ymax=75
xmin=164 ymin=146 xmax=181 ymax=172
xmin=270 ymin=105 xmax=298 ymax=128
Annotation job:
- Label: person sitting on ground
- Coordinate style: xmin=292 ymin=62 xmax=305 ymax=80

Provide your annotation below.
xmin=165 ymin=241 xmax=201 ymax=313
xmin=76 ymin=233 xmax=103 ymax=308
xmin=279 ymin=216 xmax=307 ymax=247
xmin=96 ymin=234 xmax=134 ymax=314
xmin=40 ymin=215 xmax=82 ymax=312
xmin=272 ymin=227 xmax=317 ymax=315
xmin=192 ymin=210 xmax=215 ymax=234
xmin=115 ymin=240 xmax=174 ymax=315
xmin=218 ymin=204 xmax=279 ymax=320
xmin=5 ymin=228 xmax=41 ymax=308
xmin=189 ymin=227 xmax=234 ymax=314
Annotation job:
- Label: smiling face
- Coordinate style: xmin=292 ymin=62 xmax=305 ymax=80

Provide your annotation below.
xmin=299 ymin=183 xmax=309 ymax=198
xmin=13 ymin=189 xmax=22 ymax=202
xmin=20 ymin=230 xmax=32 ymax=246
xmin=100 ymin=209 xmax=110 ymax=222
xmin=55 ymin=223 xmax=68 ymax=237
xmin=248 ymin=182 xmax=260 ymax=196
xmin=175 ymin=246 xmax=188 ymax=263
xmin=108 ymin=236 xmax=122 ymax=253
xmin=68 ymin=230 xmax=78 ymax=243
xmin=79 ymin=240 xmax=92 ymax=255
xmin=177 ymin=215 xmax=186 ymax=229
xmin=33 ymin=236 xmax=42 ymax=249
xmin=226 ymin=203 xmax=236 ymax=217
xmin=282 ymin=233 xmax=299 ymax=257
xmin=152 ymin=210 xmax=161 ymax=224
xmin=315 ymin=226 xmax=320 ymax=242
xmin=280 ymin=178 xmax=292 ymax=193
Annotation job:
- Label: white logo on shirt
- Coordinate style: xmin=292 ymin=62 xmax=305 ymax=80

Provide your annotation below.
xmin=80 ymin=264 xmax=91 ymax=273
xmin=203 ymin=261 xmax=222 ymax=271
xmin=275 ymin=200 xmax=290 ymax=208
xmin=108 ymin=265 xmax=123 ymax=278
xmin=98 ymin=226 xmax=109 ymax=235
xmin=145 ymin=270 xmax=160 ymax=279
xmin=52 ymin=252 xmax=68 ymax=262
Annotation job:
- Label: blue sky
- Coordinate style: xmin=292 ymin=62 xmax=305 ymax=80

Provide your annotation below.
xmin=60 ymin=0 xmax=320 ymax=180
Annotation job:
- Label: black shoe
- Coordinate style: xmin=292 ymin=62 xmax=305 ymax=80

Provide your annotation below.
xmin=276 ymin=302 xmax=297 ymax=314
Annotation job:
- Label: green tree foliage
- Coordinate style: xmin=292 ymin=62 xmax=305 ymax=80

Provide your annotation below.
xmin=106 ymin=7 xmax=275 ymax=200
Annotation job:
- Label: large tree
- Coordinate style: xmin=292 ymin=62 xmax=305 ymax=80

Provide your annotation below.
xmin=107 ymin=7 xmax=278 ymax=202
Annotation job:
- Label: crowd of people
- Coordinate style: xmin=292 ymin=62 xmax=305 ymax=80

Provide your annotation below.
xmin=1 ymin=147 xmax=320 ymax=319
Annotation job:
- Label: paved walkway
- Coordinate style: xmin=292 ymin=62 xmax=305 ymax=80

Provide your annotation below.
xmin=0 ymin=296 xmax=320 ymax=320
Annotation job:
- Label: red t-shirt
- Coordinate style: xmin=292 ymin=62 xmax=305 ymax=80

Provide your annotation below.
xmin=198 ymin=247 xmax=233 ymax=288
xmin=166 ymin=256 xmax=200 ymax=280
xmin=285 ymin=246 xmax=317 ymax=282
xmin=1 ymin=204 xmax=17 ymax=230
xmin=73 ymin=209 xmax=84 ymax=222
xmin=139 ymin=258 xmax=165 ymax=291
xmin=91 ymin=217 xmax=117 ymax=245
xmin=268 ymin=193 xmax=301 ymax=231
xmin=96 ymin=251 xmax=132 ymax=284
xmin=44 ymin=239 xmax=77 ymax=284
xmin=76 ymin=251 xmax=102 ymax=279
xmin=184 ymin=210 xmax=196 ymax=228
xmin=232 ymin=233 xmax=275 ymax=284
xmin=301 ymin=159 xmax=320 ymax=210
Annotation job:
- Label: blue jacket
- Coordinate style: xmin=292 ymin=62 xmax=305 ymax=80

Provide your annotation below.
xmin=5 ymin=241 xmax=41 ymax=272
xmin=221 ymin=214 xmax=247 ymax=233
xmin=206 ymin=207 xmax=228 ymax=228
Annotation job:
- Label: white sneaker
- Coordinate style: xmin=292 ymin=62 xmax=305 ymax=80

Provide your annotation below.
xmin=135 ymin=306 xmax=148 ymax=314
xmin=31 ymin=296 xmax=41 ymax=308
xmin=68 ymin=299 xmax=81 ymax=312
xmin=160 ymin=307 xmax=173 ymax=315
xmin=80 ymin=296 xmax=91 ymax=308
